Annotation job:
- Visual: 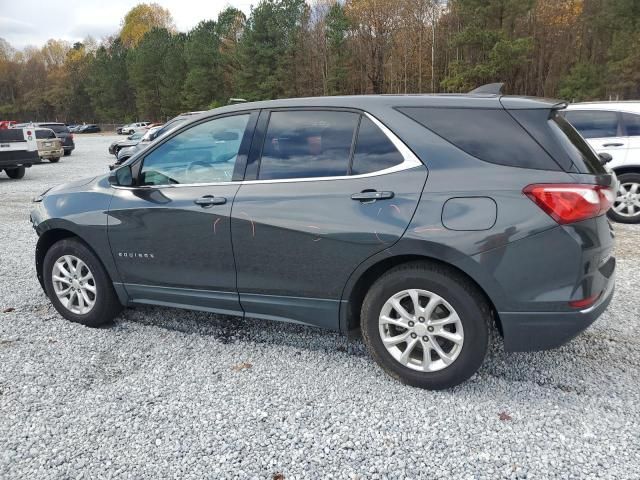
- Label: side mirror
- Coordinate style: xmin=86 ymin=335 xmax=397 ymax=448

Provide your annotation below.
xmin=108 ymin=165 xmax=134 ymax=186
xmin=598 ymin=152 xmax=613 ymax=165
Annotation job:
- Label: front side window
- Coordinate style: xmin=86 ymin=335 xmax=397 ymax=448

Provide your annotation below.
xmin=258 ymin=110 xmax=359 ymax=180
xmin=622 ymin=112 xmax=640 ymax=137
xmin=563 ymin=110 xmax=619 ymax=139
xmin=140 ymin=114 xmax=250 ymax=186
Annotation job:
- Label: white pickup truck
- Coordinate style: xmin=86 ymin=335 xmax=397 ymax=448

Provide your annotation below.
xmin=0 ymin=127 xmax=40 ymax=179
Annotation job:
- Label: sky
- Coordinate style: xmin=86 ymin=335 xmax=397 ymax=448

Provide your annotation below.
xmin=0 ymin=0 xmax=254 ymax=49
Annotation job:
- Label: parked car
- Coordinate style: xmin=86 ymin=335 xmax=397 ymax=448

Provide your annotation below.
xmin=112 ymin=126 xmax=165 ymax=169
xmin=0 ymin=120 xmax=17 ymax=129
xmin=564 ymin=102 xmax=640 ymax=223
xmin=114 ymin=113 xmax=204 ymax=164
xmin=34 ymin=128 xmax=64 ymax=162
xmin=36 ymin=122 xmax=75 ymax=156
xmin=30 ymin=89 xmax=616 ymax=390
xmin=0 ymin=126 xmax=40 ymax=178
xmin=77 ymin=124 xmax=101 ymax=134
xmin=108 ymin=131 xmax=144 ymax=156
xmin=118 ymin=122 xmax=150 ymax=135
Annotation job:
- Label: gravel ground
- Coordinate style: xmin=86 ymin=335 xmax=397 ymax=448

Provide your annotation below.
xmin=1 ymin=134 xmax=639 ymax=479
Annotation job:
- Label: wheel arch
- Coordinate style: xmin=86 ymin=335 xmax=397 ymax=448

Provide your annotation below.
xmin=35 ymin=228 xmax=119 ymax=297
xmin=340 ymin=251 xmax=503 ymax=338
xmin=612 ymin=165 xmax=640 ymax=177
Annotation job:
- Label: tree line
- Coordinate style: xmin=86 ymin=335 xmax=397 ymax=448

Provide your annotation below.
xmin=0 ymin=0 xmax=638 ymax=124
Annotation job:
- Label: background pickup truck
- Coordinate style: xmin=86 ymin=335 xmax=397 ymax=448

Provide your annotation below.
xmin=0 ymin=128 xmax=40 ymax=179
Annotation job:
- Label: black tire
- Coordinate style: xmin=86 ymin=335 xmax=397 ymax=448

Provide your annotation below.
xmin=5 ymin=166 xmax=25 ymax=179
xmin=49 ymin=157 xmax=60 ymax=163
xmin=43 ymin=238 xmax=122 ymax=327
xmin=64 ymin=150 xmax=71 ymax=156
xmin=361 ymin=261 xmax=490 ymax=390
xmin=607 ymin=172 xmax=640 ymax=224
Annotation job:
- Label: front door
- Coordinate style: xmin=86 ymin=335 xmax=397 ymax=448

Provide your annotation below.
xmin=231 ymin=109 xmax=428 ymax=328
xmin=108 ymin=112 xmax=255 ymax=315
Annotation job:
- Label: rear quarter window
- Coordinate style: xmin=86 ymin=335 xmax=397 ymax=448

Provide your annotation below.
xmin=351 ymin=117 xmax=404 ymax=175
xmin=397 ymin=107 xmax=561 ymax=171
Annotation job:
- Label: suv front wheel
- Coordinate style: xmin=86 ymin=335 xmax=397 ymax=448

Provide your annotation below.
xmin=43 ymin=238 xmax=122 ymax=327
xmin=361 ymin=262 xmax=490 ymax=390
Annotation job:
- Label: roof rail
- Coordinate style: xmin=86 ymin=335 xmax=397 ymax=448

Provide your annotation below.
xmin=468 ymin=83 xmax=504 ymax=95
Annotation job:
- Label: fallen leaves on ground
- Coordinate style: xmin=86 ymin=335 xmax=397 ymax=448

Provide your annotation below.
xmin=232 ymin=362 xmax=253 ymax=372
xmin=499 ymin=411 xmax=512 ymax=421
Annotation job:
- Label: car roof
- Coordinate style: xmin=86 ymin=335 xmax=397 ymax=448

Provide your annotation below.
xmin=200 ymin=94 xmax=563 ymax=117
xmin=567 ymin=102 xmax=640 ymax=114
xmin=36 ymin=122 xmax=64 ymax=126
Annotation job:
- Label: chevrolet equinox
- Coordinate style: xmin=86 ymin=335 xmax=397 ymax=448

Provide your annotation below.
xmin=31 ymin=88 xmax=616 ymax=389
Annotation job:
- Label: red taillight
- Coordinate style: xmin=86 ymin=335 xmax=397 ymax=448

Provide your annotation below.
xmin=26 ymin=130 xmax=32 ymax=136
xmin=569 ymin=292 xmax=601 ymax=309
xmin=69 ymin=133 xmax=74 ymax=140
xmin=523 ymin=183 xmax=614 ymax=225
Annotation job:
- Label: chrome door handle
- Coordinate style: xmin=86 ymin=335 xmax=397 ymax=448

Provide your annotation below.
xmin=351 ymin=191 xmax=395 ymax=202
xmin=194 ymin=195 xmax=226 ymax=207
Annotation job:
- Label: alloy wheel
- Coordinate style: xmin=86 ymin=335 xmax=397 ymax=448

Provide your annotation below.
xmin=613 ymin=182 xmax=640 ymax=218
xmin=379 ymin=289 xmax=464 ymax=372
xmin=51 ymin=255 xmax=97 ymax=315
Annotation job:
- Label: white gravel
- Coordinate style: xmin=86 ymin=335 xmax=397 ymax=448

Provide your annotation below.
xmin=1 ymin=134 xmax=639 ymax=479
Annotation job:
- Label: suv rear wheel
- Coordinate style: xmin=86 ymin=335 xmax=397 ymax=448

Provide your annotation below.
xmin=43 ymin=238 xmax=122 ymax=327
xmin=361 ymin=261 xmax=489 ymax=390
xmin=608 ymin=173 xmax=640 ymax=224
xmin=5 ymin=166 xmax=25 ymax=179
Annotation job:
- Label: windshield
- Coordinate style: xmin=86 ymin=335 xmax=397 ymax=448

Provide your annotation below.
xmin=549 ymin=111 xmax=606 ymax=174
xmin=40 ymin=124 xmax=68 ymax=134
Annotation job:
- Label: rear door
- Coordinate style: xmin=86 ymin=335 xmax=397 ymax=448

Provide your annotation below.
xmin=564 ymin=110 xmax=627 ymax=168
xmin=230 ymin=109 xmax=428 ymax=329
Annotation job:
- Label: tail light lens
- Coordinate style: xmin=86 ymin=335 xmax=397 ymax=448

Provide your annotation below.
xmin=523 ymin=183 xmax=614 ymax=224
xmin=69 ymin=133 xmax=74 ymax=140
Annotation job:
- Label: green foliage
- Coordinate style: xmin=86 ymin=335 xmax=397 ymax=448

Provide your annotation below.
xmin=87 ymin=40 xmax=134 ymax=122
xmin=559 ymin=63 xmax=605 ymax=102
xmin=127 ymin=28 xmax=172 ymax=119
xmin=182 ymin=21 xmax=221 ymax=110
xmin=1 ymin=0 xmax=640 ymax=122
xmin=237 ymin=0 xmax=307 ymax=100
xmin=326 ymin=3 xmax=350 ymax=95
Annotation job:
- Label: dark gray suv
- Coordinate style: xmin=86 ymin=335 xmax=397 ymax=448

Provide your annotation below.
xmin=30 ymin=91 xmax=616 ymax=389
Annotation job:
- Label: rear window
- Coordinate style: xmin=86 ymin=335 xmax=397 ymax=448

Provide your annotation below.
xmin=0 ymin=129 xmax=25 ymax=141
xmin=39 ymin=124 xmax=68 ymax=134
xmin=397 ymin=107 xmax=560 ymax=170
xmin=35 ymin=129 xmax=56 ymax=139
xmin=549 ymin=112 xmax=605 ymax=174
xmin=258 ymin=110 xmax=359 ymax=180
xmin=563 ymin=110 xmax=619 ymax=138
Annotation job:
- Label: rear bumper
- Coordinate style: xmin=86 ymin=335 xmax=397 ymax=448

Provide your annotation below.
xmin=500 ymin=277 xmax=615 ymax=352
